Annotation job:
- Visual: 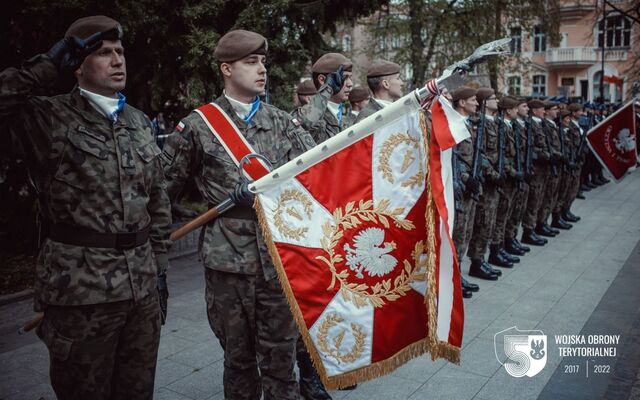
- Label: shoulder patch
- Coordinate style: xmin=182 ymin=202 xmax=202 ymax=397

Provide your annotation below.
xmin=291 ymin=118 xmax=301 ymax=127
xmin=176 ymin=121 xmax=185 ymax=133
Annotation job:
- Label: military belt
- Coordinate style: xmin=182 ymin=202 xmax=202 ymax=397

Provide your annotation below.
xmin=49 ymin=223 xmax=150 ymax=249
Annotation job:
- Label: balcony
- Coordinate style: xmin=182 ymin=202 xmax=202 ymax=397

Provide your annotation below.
xmin=545 ymin=47 xmax=629 ymax=67
xmin=545 ymin=47 xmax=597 ymax=66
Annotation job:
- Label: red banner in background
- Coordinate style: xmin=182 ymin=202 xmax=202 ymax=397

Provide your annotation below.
xmin=587 ymin=101 xmax=637 ymax=181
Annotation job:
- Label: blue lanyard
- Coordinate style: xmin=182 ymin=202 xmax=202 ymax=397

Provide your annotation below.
xmin=244 ymin=97 xmax=261 ymax=124
xmin=336 ymin=103 xmax=343 ymax=124
xmin=111 ymin=92 xmax=126 ymax=123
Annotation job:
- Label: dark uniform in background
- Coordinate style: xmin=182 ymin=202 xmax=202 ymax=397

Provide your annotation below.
xmin=0 ymin=16 xmax=171 ymax=400
xmin=161 ymin=30 xmax=316 ymax=400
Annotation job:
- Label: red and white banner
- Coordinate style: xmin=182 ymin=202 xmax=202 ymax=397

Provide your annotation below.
xmin=587 ymin=100 xmax=637 ymax=181
xmin=254 ymin=95 xmax=467 ymax=388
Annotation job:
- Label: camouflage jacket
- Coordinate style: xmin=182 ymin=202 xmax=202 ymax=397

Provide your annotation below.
xmin=498 ymin=118 xmax=517 ymax=177
xmin=291 ymin=84 xmax=350 ymax=144
xmin=470 ymin=113 xmax=500 ymax=181
xmin=161 ymin=96 xmax=315 ymax=280
xmin=0 ymin=55 xmax=172 ymax=307
xmin=543 ymin=118 xmax=563 ymax=158
xmin=355 ymin=97 xmax=384 ymax=123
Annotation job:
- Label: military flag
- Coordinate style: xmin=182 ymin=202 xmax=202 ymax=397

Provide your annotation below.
xmin=587 ymin=100 xmax=637 ymax=181
xmin=251 ymin=83 xmax=468 ymax=388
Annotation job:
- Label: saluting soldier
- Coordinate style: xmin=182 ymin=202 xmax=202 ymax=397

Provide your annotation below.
xmin=466 ymin=87 xmax=502 ymax=282
xmin=0 ymin=16 xmax=172 ymax=400
xmin=292 ymin=53 xmax=353 ymax=143
xmin=355 ymin=60 xmax=404 ymax=122
xmin=161 ymin=30 xmax=316 ymax=400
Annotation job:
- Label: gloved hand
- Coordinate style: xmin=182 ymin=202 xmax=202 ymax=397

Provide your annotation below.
xmin=465 ymin=176 xmax=481 ymax=196
xmin=46 ymin=32 xmax=103 ymax=73
xmin=325 ymin=65 xmax=344 ymax=94
xmin=157 ymin=273 xmax=168 ymax=325
xmin=230 ymin=181 xmax=255 ymax=207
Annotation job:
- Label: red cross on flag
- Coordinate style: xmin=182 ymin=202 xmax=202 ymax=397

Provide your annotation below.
xmin=252 ymin=87 xmax=468 ymax=388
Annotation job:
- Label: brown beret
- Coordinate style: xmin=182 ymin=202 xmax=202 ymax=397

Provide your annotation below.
xmin=544 ymin=100 xmax=559 ymax=110
xmin=311 ymin=53 xmax=353 ymax=74
xmin=214 ymin=30 xmax=268 ymax=63
xmin=498 ymin=96 xmax=520 ymax=109
xmin=367 ymin=60 xmax=401 ymax=78
xmin=567 ymin=103 xmax=584 ymax=112
xmin=515 ymin=97 xmax=528 ymax=105
xmin=527 ymin=99 xmax=546 ymax=109
xmin=452 ymin=87 xmax=477 ymax=102
xmin=65 ymin=15 xmax=123 ymax=41
xmin=349 ymin=86 xmax=370 ymax=102
xmin=476 ymin=87 xmax=495 ymax=104
xmin=560 ymin=110 xmax=572 ymax=119
xmin=296 ymin=80 xmax=317 ymax=96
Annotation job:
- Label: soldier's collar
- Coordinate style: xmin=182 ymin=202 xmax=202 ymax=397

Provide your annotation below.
xmin=532 ymin=116 xmax=542 ymax=123
xmin=69 ymin=88 xmax=111 ymax=124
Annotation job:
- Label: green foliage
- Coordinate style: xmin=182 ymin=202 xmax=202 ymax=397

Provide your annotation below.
xmin=2 ymin=0 xmax=386 ymax=115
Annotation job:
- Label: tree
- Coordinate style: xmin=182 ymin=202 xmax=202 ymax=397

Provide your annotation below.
xmin=1 ymin=0 xmax=387 ymax=115
xmin=364 ymin=0 xmax=560 ymax=91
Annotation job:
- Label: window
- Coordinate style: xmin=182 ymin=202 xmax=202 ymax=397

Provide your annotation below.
xmin=510 ymin=27 xmax=522 ymax=53
xmin=532 ymin=75 xmax=546 ymax=96
xmin=533 ymin=26 xmax=546 ymax=52
xmin=342 ymin=35 xmax=351 ymax=52
xmin=561 ymin=78 xmax=574 ymax=87
xmin=598 ymin=14 xmax=631 ymax=48
xmin=508 ymin=76 xmax=521 ymax=95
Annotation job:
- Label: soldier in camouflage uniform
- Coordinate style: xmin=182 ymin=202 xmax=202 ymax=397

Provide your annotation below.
xmin=519 ymin=99 xmax=552 ymax=246
xmin=292 ymin=53 xmax=353 ymax=144
xmin=466 ymin=87 xmax=502 ymax=282
xmin=161 ymin=30 xmax=315 ymax=400
xmin=347 ymin=85 xmax=370 ymax=124
xmin=562 ymin=103 xmax=586 ymax=222
xmin=450 ymin=87 xmax=491 ymax=298
xmin=489 ymin=96 xmax=523 ymax=269
xmin=0 ymin=16 xmax=171 ymax=400
xmin=296 ymin=79 xmax=317 ymax=107
xmin=544 ymin=102 xmax=573 ymax=231
xmin=503 ymin=97 xmax=531 ymax=262
xmin=355 ymin=60 xmax=404 ymax=122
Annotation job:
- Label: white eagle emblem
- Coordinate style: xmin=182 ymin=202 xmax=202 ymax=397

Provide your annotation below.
xmin=613 ymin=128 xmax=636 ymax=152
xmin=344 ymin=227 xmax=398 ymax=279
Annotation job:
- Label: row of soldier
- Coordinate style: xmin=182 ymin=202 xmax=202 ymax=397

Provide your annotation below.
xmin=0 ymin=13 xmax=606 ymax=400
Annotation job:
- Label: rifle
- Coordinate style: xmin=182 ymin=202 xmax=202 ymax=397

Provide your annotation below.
xmin=513 ymin=117 xmax=524 ymax=191
xmin=496 ymin=111 xmax=505 ymax=195
xmin=452 ymin=147 xmax=465 ymax=212
xmin=556 ymin=117 xmax=567 ymax=173
xmin=469 ymin=102 xmax=486 ymax=201
xmin=524 ymin=117 xmax=533 ymax=176
xmin=576 ymin=117 xmax=592 ymax=160
xmin=541 ymin=116 xmax=558 ymax=177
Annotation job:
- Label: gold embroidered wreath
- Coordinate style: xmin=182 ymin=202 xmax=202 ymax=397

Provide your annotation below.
xmin=378 ymin=132 xmax=425 ymax=189
xmin=316 ymin=312 xmax=367 ymax=364
xmin=273 ymin=189 xmax=314 ymax=240
xmin=316 ymin=199 xmax=428 ymax=308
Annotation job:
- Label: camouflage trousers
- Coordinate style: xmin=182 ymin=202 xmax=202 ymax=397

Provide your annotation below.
xmin=491 ymin=181 xmax=517 ymax=245
xmin=553 ymin=171 xmax=572 ymax=213
xmin=564 ymin=164 xmax=583 ymax=209
xmin=453 ymin=196 xmax=477 ymax=262
xmin=539 ymin=172 xmax=560 ymax=224
xmin=505 ymin=181 xmax=529 ymax=241
xmin=205 ymin=268 xmax=300 ymax=400
xmin=522 ymin=167 xmax=548 ymax=229
xmin=36 ymin=294 xmax=161 ymax=400
xmin=467 ymin=185 xmax=499 ymax=260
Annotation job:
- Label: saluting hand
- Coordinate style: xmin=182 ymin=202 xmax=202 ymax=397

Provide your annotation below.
xmin=46 ymin=32 xmax=104 ymax=73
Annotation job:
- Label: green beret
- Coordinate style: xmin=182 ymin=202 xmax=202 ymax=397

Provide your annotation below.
xmin=544 ymin=100 xmax=559 ymax=109
xmin=296 ymin=79 xmax=316 ymax=96
xmin=349 ymin=86 xmax=370 ymax=102
xmin=567 ymin=103 xmax=584 ymax=112
xmin=476 ymin=87 xmax=495 ymax=104
xmin=499 ymin=96 xmax=520 ymax=109
xmin=367 ymin=60 xmax=401 ymax=78
xmin=452 ymin=87 xmax=477 ymax=102
xmin=311 ymin=53 xmax=353 ymax=74
xmin=214 ymin=30 xmax=268 ymax=63
xmin=527 ymin=99 xmax=546 ymax=109
xmin=560 ymin=109 xmax=572 ymax=119
xmin=65 ymin=15 xmax=123 ymax=41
